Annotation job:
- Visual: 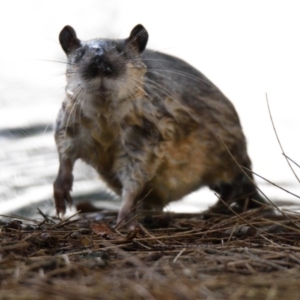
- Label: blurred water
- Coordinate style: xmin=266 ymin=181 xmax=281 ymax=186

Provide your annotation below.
xmin=1 ymin=0 xmax=300 ymax=217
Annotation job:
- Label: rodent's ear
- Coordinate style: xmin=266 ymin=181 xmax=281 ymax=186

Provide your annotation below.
xmin=59 ymin=25 xmax=80 ymax=55
xmin=126 ymin=24 xmax=148 ymax=53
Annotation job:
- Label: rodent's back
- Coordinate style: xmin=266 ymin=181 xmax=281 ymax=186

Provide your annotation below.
xmin=141 ymin=49 xmax=249 ymax=165
xmin=142 ymin=50 xmax=234 ymax=105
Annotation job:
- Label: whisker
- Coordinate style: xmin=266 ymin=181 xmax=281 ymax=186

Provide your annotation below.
xmin=20 ymin=58 xmax=69 ymax=65
xmin=149 ymin=68 xmax=213 ymax=87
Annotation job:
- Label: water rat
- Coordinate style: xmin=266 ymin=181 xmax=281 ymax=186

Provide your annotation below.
xmin=53 ymin=24 xmax=268 ymax=225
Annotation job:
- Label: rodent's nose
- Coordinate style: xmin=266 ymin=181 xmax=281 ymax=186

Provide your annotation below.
xmin=94 ymin=54 xmax=113 ymax=75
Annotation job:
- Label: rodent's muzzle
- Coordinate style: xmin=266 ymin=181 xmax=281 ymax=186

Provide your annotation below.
xmin=94 ymin=55 xmax=113 ymax=75
xmin=83 ymin=54 xmax=113 ymax=79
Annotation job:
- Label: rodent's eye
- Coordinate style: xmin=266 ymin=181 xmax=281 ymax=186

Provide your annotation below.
xmin=75 ymin=48 xmax=86 ymax=62
xmin=115 ymin=44 xmax=124 ymax=54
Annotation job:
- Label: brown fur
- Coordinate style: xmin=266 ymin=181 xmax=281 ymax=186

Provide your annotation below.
xmin=53 ymin=24 xmax=267 ymax=225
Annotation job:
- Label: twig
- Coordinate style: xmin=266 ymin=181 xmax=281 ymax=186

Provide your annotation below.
xmin=37 ymin=208 xmax=56 ymax=224
xmin=117 ymin=213 xmax=141 ymax=231
xmin=242 ymin=166 xmax=300 ymax=200
xmin=227 ymin=223 xmax=237 ymax=242
xmin=173 ymin=248 xmax=186 ymax=263
xmin=115 ymin=189 xmax=153 ymax=230
xmin=217 ymin=135 xmax=297 ymax=226
xmin=50 ymin=211 xmax=81 ymax=229
xmin=266 ymin=93 xmax=300 ymax=184
xmin=0 ymin=214 xmax=40 ymax=223
xmin=139 ymin=223 xmax=165 ymax=245
xmin=283 ymin=154 xmax=300 ymax=169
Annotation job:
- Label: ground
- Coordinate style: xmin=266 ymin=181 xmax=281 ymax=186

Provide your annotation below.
xmin=1 ymin=207 xmax=300 ymax=300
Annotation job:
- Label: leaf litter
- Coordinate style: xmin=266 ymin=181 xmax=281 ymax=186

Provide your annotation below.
xmin=1 ymin=204 xmax=300 ymax=300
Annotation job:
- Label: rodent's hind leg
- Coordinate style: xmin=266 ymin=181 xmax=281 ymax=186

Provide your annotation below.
xmin=208 ymin=173 xmax=268 ymax=215
xmin=116 ymin=182 xmax=143 ymax=229
xmin=53 ymin=158 xmax=74 ymax=216
xmin=208 ymin=183 xmax=235 ymax=214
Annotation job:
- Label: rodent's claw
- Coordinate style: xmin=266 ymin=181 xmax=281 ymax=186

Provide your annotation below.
xmin=116 ymin=206 xmax=138 ymax=230
xmin=53 ymin=188 xmax=73 ymax=216
xmin=53 ymin=188 xmax=67 ymax=215
xmin=53 ymin=173 xmax=73 ymax=216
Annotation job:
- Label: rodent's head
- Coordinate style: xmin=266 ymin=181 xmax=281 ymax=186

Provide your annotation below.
xmin=59 ymin=24 xmax=148 ymax=104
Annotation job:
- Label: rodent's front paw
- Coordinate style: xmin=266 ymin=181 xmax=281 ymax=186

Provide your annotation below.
xmin=53 ymin=173 xmax=73 ymax=215
xmin=53 ymin=187 xmax=72 ymax=215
